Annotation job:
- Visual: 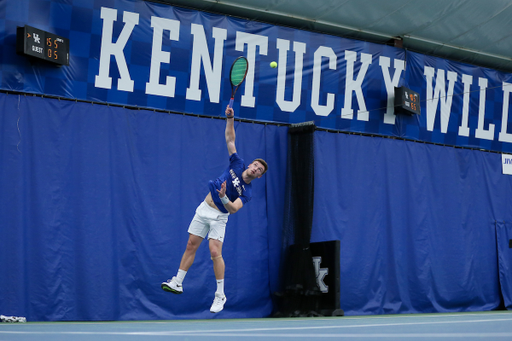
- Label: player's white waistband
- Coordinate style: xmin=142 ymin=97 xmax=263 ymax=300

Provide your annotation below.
xmin=201 ymin=200 xmax=229 ymax=217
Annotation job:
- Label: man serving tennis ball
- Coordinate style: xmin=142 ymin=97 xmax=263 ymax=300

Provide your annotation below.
xmin=162 ymin=106 xmax=268 ymax=313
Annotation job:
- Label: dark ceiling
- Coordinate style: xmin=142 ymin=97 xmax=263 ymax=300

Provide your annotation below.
xmin=155 ymin=0 xmax=512 ymax=73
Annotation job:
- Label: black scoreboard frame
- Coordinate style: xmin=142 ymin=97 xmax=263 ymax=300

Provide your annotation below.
xmin=16 ymin=25 xmax=69 ymax=66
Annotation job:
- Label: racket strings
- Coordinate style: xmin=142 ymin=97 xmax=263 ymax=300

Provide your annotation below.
xmin=230 ymin=59 xmax=248 ymax=86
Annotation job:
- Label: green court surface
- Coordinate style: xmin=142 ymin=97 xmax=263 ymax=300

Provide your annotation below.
xmin=1 ymin=311 xmax=512 ymax=340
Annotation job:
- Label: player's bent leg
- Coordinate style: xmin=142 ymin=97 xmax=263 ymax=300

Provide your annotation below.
xmin=162 ymin=234 xmax=204 ymax=294
xmin=209 ymin=238 xmax=226 ymax=313
xmin=180 ymin=233 xmax=204 ymax=271
xmin=209 ymin=238 xmax=224 ymax=279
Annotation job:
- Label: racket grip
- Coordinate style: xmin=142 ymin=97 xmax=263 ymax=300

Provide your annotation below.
xmin=228 ymin=98 xmax=234 ymax=108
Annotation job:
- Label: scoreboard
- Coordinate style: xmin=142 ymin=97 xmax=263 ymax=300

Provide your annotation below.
xmin=394 ymin=86 xmax=420 ymax=116
xmin=16 ymin=25 xmax=69 ymax=66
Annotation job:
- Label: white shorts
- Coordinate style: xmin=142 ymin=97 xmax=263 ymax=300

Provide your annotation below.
xmin=187 ymin=201 xmax=229 ymax=242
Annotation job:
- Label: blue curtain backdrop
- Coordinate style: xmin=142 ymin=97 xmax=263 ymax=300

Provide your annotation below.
xmin=312 ymin=130 xmax=512 ymax=315
xmin=2 ymin=92 xmax=512 ymax=321
xmin=496 ymin=222 xmax=512 ymax=309
xmin=0 ymin=92 xmax=287 ymax=320
xmin=2 ymin=91 xmax=512 ymax=320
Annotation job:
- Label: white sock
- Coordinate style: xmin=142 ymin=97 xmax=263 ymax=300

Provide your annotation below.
xmin=176 ymin=269 xmax=187 ymax=284
xmin=216 ymin=279 xmax=225 ymax=296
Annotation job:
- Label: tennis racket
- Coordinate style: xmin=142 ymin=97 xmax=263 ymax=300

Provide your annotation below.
xmin=228 ymin=56 xmax=249 ymax=109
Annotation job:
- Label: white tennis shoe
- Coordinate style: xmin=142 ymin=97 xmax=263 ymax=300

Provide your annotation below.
xmin=210 ymin=293 xmax=227 ymax=313
xmin=161 ymin=277 xmax=183 ymax=294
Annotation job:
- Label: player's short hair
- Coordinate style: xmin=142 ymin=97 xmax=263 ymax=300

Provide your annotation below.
xmin=253 ymin=158 xmax=268 ymax=175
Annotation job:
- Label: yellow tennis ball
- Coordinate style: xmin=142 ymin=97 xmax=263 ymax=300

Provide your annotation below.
xmin=270 ymin=61 xmax=277 ymax=68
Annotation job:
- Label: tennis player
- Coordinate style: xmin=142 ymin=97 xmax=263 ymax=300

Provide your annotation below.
xmin=162 ymin=106 xmax=268 ymax=313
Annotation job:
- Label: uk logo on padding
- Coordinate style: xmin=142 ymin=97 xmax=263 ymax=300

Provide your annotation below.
xmin=313 ymin=256 xmax=329 ymax=293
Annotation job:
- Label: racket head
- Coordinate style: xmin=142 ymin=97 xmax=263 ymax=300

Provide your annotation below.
xmin=229 ymin=56 xmax=248 ymax=87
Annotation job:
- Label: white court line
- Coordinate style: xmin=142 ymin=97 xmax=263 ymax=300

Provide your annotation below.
xmin=347 ymin=312 xmax=512 ymax=319
xmin=2 ymin=331 xmax=512 ymax=338
xmin=125 ymin=317 xmax=512 ymax=334
xmin=125 ymin=332 xmax=512 ymax=338
xmin=0 ymin=311 xmax=509 ymax=327
xmin=1 ymin=317 xmax=512 ymax=337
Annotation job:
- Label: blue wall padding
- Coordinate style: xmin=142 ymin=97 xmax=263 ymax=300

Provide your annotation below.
xmin=1 ymin=92 xmax=512 ymax=320
xmin=496 ymin=222 xmax=512 ymax=309
xmin=313 ymin=131 xmax=511 ymax=315
xmin=0 ymin=93 xmax=287 ymax=320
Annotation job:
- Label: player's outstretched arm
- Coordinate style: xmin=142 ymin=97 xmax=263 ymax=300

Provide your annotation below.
xmin=225 ymin=106 xmax=237 ymax=156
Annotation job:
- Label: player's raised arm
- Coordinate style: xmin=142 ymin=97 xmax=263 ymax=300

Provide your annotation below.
xmin=225 ymin=106 xmax=237 ymax=156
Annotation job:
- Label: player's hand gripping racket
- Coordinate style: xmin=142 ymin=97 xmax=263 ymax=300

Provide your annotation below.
xmin=228 ymin=56 xmax=249 ymax=111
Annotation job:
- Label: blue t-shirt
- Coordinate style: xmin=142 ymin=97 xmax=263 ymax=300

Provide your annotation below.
xmin=208 ymin=153 xmax=252 ymax=213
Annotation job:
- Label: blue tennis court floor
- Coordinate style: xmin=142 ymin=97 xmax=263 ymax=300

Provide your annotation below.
xmin=1 ymin=311 xmax=512 ymax=340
